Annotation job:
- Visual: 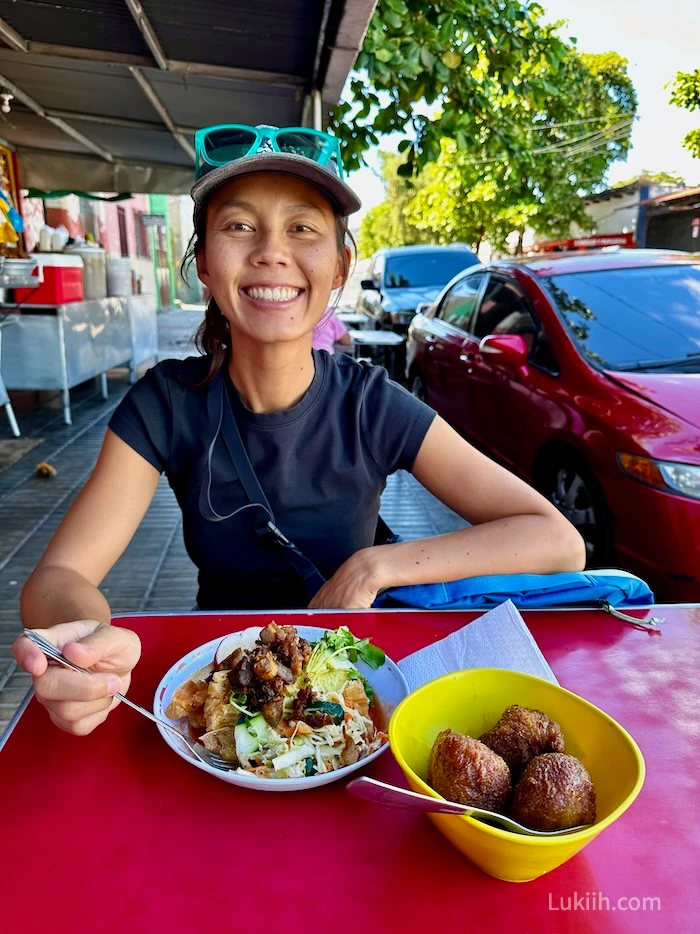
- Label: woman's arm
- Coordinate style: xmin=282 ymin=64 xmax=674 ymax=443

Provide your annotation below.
xmin=21 ymin=429 xmax=161 ymax=626
xmin=13 ymin=429 xmax=160 ymax=733
xmin=310 ymin=416 xmax=585 ymax=608
xmin=376 ymin=416 xmax=586 ymax=588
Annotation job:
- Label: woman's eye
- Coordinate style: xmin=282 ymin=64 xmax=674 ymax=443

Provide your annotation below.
xmin=229 ymin=221 xmax=253 ymax=232
xmin=292 ymin=224 xmax=314 ymax=233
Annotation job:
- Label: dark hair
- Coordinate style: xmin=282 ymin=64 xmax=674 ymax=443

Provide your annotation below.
xmin=180 ymin=202 xmax=356 ymax=383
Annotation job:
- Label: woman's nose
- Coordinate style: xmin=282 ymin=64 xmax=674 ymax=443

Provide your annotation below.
xmin=250 ymin=230 xmax=290 ymax=265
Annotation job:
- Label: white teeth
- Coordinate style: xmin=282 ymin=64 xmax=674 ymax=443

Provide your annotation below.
xmin=245 ymin=286 xmax=301 ymax=302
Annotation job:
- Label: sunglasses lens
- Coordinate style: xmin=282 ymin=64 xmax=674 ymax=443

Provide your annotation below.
xmin=275 ymin=131 xmax=332 ymax=162
xmin=203 ymin=127 xmax=258 ymax=165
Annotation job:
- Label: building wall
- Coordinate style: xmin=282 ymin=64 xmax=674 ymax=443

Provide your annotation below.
xmin=574 ymin=183 xmax=683 ymax=240
xmin=646 ymin=207 xmax=700 ymax=251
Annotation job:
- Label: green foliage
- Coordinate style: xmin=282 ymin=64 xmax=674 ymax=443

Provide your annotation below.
xmin=362 ymin=49 xmax=637 ymax=251
xmin=612 ymin=171 xmax=686 ymax=188
xmin=405 ymin=140 xmax=533 ymax=251
xmin=669 ymin=70 xmax=700 ymax=159
xmin=357 ymin=153 xmax=431 ymax=256
xmin=330 ymin=0 xmax=569 ymax=173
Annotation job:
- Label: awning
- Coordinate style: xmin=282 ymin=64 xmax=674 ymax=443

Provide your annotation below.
xmin=0 ymin=1 xmax=376 ymax=193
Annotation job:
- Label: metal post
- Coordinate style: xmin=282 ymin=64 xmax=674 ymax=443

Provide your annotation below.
xmin=56 ymin=314 xmax=72 ymax=426
xmin=312 ymin=89 xmax=322 ymax=130
xmin=99 ymin=372 xmax=108 ymax=399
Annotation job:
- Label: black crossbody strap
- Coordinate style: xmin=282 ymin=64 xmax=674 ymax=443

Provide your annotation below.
xmin=199 ymin=369 xmax=327 ymax=599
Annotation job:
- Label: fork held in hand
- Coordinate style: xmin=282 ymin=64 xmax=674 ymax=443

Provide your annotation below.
xmin=22 ymin=628 xmax=232 ymax=772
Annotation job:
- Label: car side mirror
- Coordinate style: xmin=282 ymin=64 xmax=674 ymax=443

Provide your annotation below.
xmin=360 ymin=278 xmax=379 ymax=291
xmin=479 ymin=334 xmax=529 ymax=366
xmin=415 ymin=301 xmax=432 ymax=315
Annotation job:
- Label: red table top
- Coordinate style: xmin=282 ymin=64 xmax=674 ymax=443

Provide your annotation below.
xmin=3 ymin=605 xmax=699 ymax=933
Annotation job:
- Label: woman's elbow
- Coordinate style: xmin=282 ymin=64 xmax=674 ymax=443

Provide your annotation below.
xmin=553 ymin=513 xmax=587 ymax=572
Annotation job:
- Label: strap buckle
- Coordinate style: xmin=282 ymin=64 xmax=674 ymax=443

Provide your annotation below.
xmin=256 ymin=519 xmax=294 ymax=549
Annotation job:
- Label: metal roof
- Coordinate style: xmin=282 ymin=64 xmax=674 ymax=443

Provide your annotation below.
xmin=0 ymin=0 xmax=376 ymax=193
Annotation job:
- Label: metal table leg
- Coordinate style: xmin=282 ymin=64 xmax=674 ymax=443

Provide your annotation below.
xmin=57 ymin=315 xmax=72 ymax=426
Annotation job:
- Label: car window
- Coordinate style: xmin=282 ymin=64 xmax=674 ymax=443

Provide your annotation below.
xmin=436 ymin=271 xmax=486 ymax=329
xmin=472 ymin=277 xmax=538 ymax=343
xmin=530 ymin=326 xmax=560 ymax=374
xmin=373 ymin=255 xmax=385 ymax=283
xmin=384 ymin=251 xmax=477 ymax=289
xmin=542 ymin=265 xmax=700 ymax=370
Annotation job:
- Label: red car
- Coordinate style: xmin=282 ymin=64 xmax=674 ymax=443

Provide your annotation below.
xmin=406 ymin=249 xmax=700 ymax=602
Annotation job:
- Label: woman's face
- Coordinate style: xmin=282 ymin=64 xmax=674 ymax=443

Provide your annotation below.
xmin=196 ymin=173 xmax=347 ymax=346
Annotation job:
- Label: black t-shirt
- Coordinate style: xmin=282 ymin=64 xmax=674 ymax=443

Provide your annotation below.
xmin=108 ymin=351 xmax=436 ymax=609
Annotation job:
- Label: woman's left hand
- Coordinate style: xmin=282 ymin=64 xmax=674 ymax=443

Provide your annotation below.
xmin=308 ymin=548 xmax=381 ymax=609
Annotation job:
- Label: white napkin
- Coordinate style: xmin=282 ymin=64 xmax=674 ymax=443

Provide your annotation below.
xmin=397 ymin=600 xmax=558 ymax=692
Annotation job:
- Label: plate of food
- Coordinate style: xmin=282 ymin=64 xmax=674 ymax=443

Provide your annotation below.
xmin=154 ymin=622 xmax=409 ymax=790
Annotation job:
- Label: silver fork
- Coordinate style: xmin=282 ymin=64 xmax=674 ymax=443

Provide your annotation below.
xmin=22 ymin=628 xmax=233 ymax=772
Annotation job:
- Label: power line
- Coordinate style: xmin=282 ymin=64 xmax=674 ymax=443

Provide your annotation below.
xmin=531 ymin=116 xmax=635 ymax=131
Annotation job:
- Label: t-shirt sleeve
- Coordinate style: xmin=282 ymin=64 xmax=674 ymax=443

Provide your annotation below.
xmin=108 ymin=363 xmax=174 ymax=472
xmin=359 ymin=365 xmax=437 ymax=474
xmin=330 ymin=315 xmax=348 ymax=341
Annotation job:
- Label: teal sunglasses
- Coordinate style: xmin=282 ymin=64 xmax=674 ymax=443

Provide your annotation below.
xmin=194 ymin=124 xmax=346 ymax=181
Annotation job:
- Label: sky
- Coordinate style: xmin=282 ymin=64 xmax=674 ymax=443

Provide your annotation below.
xmin=346 ymin=0 xmax=700 ymax=222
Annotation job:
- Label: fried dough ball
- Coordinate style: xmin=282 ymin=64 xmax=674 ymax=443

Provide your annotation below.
xmin=428 ymin=729 xmax=511 ymax=812
xmin=479 ymin=705 xmax=565 ymax=777
xmin=510 ymin=753 xmax=596 ymax=831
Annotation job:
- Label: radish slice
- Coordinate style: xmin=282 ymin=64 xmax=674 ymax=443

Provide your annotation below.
xmin=214 ymin=627 xmax=261 ymax=666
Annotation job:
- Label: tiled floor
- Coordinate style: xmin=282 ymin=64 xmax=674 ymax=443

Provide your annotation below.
xmin=0 ymin=306 xmax=467 ymax=735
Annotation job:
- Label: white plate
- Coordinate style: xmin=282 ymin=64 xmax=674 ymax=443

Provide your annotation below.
xmin=153 ymin=625 xmax=409 ymax=792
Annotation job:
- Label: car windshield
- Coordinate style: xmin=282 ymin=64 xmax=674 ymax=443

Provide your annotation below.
xmin=542 ymin=264 xmax=700 ymax=371
xmin=384 ymin=251 xmax=476 ymax=289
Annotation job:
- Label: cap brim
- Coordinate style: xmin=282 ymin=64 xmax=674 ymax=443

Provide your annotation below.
xmin=191 ymin=152 xmax=361 ymax=216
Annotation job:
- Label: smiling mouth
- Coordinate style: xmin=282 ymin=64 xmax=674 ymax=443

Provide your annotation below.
xmin=242 ymin=286 xmax=303 ymax=302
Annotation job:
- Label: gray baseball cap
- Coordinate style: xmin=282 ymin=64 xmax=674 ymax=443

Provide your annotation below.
xmin=191 ymin=150 xmax=361 ymax=219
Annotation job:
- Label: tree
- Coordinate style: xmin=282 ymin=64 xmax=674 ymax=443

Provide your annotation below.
xmin=357 ymin=153 xmax=431 ymax=255
xmin=330 ymin=0 xmax=569 ymax=173
xmin=404 ymin=139 xmax=532 ymax=251
xmin=669 ymin=70 xmax=700 ymax=159
xmin=613 ymin=171 xmax=686 ymax=188
xmin=368 ymin=50 xmax=637 ymax=251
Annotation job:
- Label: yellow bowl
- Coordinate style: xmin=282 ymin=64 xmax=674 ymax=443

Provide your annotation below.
xmin=388 ymin=668 xmax=645 ymax=882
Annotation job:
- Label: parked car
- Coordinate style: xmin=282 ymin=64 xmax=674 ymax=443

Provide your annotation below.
xmin=357 ymin=244 xmax=479 ymax=331
xmin=406 ymin=249 xmax=700 ymax=602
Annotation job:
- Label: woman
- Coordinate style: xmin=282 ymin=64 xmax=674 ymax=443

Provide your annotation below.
xmin=13 ymin=124 xmax=584 ymax=736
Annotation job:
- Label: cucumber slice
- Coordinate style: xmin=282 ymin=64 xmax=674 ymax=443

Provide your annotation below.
xmin=272 ymin=744 xmax=314 ymax=772
xmin=234 ymin=720 xmax=260 ymax=759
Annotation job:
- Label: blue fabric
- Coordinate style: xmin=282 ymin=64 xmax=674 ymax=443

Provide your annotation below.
xmin=375 ymin=568 xmax=654 ymax=610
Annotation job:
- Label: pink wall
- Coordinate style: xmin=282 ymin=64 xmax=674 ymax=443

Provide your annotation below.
xmin=99 ymin=193 xmax=149 ymax=258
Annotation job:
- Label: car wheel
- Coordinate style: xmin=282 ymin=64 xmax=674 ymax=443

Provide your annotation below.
xmin=410 ymin=372 xmax=427 ymax=403
xmin=541 ymin=456 xmax=611 ymax=567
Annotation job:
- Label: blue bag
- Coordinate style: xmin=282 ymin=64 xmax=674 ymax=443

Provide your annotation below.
xmin=375 ymin=568 xmax=654 ymax=610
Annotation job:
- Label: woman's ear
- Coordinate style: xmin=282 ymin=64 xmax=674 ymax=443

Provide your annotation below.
xmin=332 ymin=245 xmax=352 ymax=290
xmin=195 ymin=251 xmax=210 ymax=288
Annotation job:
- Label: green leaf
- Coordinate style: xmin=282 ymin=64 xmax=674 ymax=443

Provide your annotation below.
xmin=385 ymin=11 xmax=403 ymax=29
xmin=374 ymin=47 xmax=393 ymax=64
xmin=420 ymin=47 xmax=436 ymax=69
